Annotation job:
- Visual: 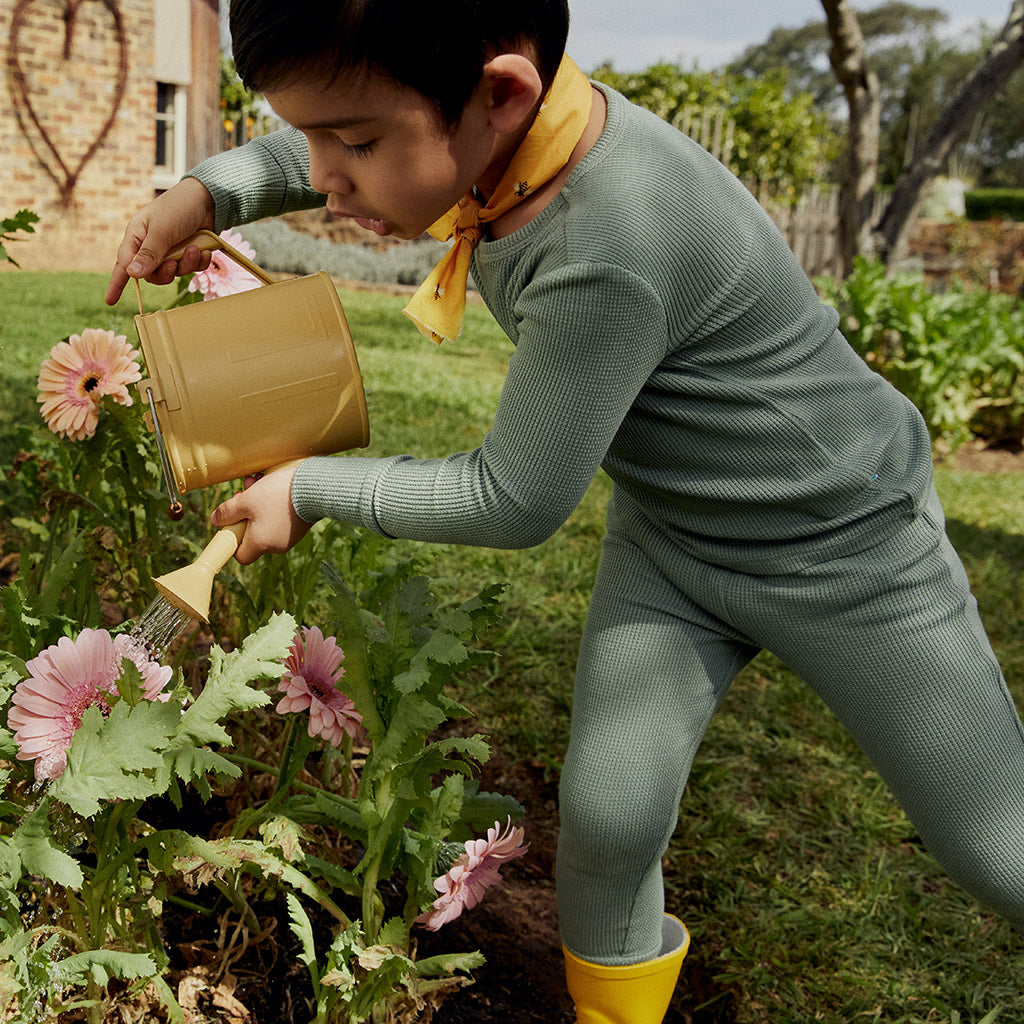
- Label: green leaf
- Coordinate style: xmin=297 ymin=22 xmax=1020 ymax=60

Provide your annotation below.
xmin=459 ymin=787 xmax=526 ymax=834
xmin=177 ymin=613 xmax=294 ymax=747
xmin=285 ymin=893 xmax=320 ymax=984
xmin=50 ymin=949 xmax=156 ymax=987
xmin=37 ymin=533 xmax=87 ymax=620
xmin=157 ymin=832 xmax=352 ymax=927
xmin=0 ymin=586 xmax=37 ymax=662
xmin=410 ymin=949 xmax=485 ymax=978
xmin=50 ymin=699 xmax=181 ymax=816
xmin=115 ymin=658 xmax=145 ymax=708
xmin=3 ymin=799 xmax=83 ymax=889
xmin=320 ymin=563 xmax=385 ymax=743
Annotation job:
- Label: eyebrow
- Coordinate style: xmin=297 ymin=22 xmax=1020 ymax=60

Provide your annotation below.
xmin=297 ymin=115 xmax=378 ymax=131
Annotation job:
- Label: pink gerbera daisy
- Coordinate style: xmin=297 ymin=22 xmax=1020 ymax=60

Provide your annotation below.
xmin=6 ymin=629 xmax=173 ymax=783
xmin=36 ymin=329 xmax=142 ymax=441
xmin=416 ymin=819 xmax=529 ymax=931
xmin=187 ymin=229 xmax=261 ymax=299
xmin=276 ymin=626 xmax=362 ymax=747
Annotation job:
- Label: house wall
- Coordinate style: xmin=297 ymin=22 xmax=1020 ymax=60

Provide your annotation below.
xmin=0 ymin=0 xmax=219 ymax=274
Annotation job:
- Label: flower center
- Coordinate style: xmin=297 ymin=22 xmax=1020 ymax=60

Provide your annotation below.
xmin=308 ymin=676 xmax=338 ymax=703
xmin=83 ymin=375 xmax=100 ymax=392
xmin=66 ymin=682 xmax=112 ymax=730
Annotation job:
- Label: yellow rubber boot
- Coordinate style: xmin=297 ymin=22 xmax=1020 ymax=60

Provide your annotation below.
xmin=563 ymin=915 xmax=690 ymax=1023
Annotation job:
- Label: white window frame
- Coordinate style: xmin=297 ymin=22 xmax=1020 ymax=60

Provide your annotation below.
xmin=154 ymin=82 xmax=187 ymax=191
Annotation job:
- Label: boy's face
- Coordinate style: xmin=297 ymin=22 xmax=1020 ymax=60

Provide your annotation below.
xmin=265 ymin=71 xmax=497 ymax=240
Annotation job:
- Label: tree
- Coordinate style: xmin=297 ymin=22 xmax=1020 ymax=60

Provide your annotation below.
xmin=874 ymin=0 xmax=1024 ymax=263
xmin=823 ymin=0 xmax=882 ymax=269
xmin=821 ymin=0 xmax=1024 ymax=272
xmin=590 ymin=63 xmax=837 ymax=196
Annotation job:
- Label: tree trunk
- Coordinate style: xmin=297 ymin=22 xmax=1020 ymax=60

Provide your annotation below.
xmin=822 ymin=0 xmax=881 ymax=277
xmin=875 ymin=0 xmax=1024 ymax=266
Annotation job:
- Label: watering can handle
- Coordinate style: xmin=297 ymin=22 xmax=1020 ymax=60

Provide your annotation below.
xmin=164 ymin=228 xmax=277 ymax=286
xmin=200 ymin=458 xmax=306 ymax=572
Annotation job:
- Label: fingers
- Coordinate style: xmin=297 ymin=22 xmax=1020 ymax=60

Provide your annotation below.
xmin=105 ymin=178 xmax=216 ymax=305
xmin=209 ymin=467 xmax=311 ymax=565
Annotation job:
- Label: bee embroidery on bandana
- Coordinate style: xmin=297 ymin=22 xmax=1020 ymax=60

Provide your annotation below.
xmin=514 ymin=181 xmax=531 ymax=197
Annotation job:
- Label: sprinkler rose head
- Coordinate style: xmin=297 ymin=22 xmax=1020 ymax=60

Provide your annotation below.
xmin=150 ymin=522 xmax=247 ymax=625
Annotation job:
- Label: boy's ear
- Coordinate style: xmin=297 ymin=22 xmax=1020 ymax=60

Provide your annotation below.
xmin=481 ymin=54 xmax=544 ymax=135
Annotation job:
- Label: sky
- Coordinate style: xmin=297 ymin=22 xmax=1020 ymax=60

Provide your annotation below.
xmin=562 ymin=0 xmax=1015 ymax=71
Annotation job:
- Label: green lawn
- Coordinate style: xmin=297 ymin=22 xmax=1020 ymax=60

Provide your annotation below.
xmin=2 ymin=270 xmax=1023 ymax=1022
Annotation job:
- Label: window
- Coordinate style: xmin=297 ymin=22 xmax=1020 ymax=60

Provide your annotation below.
xmin=154 ymin=82 xmax=186 ymax=190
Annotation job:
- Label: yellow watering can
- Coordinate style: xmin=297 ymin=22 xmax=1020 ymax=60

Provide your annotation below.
xmin=131 ymin=229 xmax=370 ymax=625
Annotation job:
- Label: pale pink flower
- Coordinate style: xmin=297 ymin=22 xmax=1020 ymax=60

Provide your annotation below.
xmin=276 ymin=626 xmax=362 ymax=747
xmin=36 ymin=329 xmax=142 ymax=441
xmin=187 ymin=229 xmax=261 ymax=298
xmin=416 ymin=819 xmax=529 ymax=931
xmin=6 ymin=629 xmax=173 ymax=783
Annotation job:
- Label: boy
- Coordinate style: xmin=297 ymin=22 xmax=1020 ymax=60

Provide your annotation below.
xmin=107 ymin=2 xmax=1024 ymax=1020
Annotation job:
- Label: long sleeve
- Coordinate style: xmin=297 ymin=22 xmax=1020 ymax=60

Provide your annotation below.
xmin=187 ymin=128 xmax=324 ymax=231
xmin=291 ymin=262 xmax=669 ymax=548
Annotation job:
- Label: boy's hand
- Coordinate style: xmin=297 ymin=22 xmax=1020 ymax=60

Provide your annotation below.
xmin=210 ymin=464 xmax=312 ymax=565
xmin=105 ymin=177 xmax=217 ymax=305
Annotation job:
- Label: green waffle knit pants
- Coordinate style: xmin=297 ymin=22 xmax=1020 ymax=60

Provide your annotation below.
xmin=557 ymin=486 xmax=1024 ymax=965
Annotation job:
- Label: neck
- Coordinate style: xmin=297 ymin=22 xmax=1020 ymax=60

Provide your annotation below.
xmin=474 ymin=99 xmax=543 ymax=202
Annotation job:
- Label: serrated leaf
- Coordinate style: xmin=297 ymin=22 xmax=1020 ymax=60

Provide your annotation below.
xmin=50 ymin=949 xmax=156 ymax=987
xmin=178 ymin=613 xmax=294 ymax=746
xmin=50 ymin=699 xmax=181 ymax=816
xmin=261 ymin=816 xmax=306 ymax=862
xmin=160 ymin=832 xmax=351 ymax=926
xmin=5 ymin=799 xmax=83 ymax=888
xmin=365 ymin=694 xmax=447 ymax=780
xmin=459 ymin=789 xmax=526 ymax=834
xmin=115 ymin=658 xmax=145 ymax=708
xmin=285 ymin=893 xmax=319 ymax=978
xmin=411 ymin=949 xmax=485 ymax=978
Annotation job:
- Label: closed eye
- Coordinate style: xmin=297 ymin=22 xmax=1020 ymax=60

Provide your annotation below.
xmin=340 ymin=140 xmax=376 ymax=158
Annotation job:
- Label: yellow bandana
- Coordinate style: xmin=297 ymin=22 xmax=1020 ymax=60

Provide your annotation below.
xmin=403 ymin=54 xmax=593 ymax=344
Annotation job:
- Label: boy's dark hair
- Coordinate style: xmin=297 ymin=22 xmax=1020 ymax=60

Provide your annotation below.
xmin=230 ymin=0 xmax=571 ymax=129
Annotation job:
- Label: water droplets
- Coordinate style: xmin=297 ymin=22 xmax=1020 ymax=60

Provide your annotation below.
xmin=128 ymin=596 xmax=193 ymax=661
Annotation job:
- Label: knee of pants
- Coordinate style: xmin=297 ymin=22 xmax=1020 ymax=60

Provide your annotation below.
xmin=558 ymin=759 xmax=682 ymax=879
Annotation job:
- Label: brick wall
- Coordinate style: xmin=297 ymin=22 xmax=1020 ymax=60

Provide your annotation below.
xmin=0 ymin=0 xmax=156 ymax=272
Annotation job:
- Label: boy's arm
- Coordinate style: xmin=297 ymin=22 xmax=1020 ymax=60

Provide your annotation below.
xmin=106 ymin=128 xmax=321 ymax=305
xmin=188 ymin=127 xmax=324 ymax=231
xmin=285 ymin=263 xmax=668 ymax=550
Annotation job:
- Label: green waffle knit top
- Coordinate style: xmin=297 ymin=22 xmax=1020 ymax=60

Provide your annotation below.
xmin=190 ymin=82 xmax=933 ymax=573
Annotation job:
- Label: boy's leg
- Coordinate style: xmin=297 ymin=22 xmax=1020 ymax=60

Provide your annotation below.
xmin=557 ymin=526 xmax=757 ymax=965
xmin=732 ymin=489 xmax=1024 ymax=930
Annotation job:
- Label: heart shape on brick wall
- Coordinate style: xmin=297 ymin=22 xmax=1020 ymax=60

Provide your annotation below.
xmin=7 ymin=0 xmax=130 ymax=205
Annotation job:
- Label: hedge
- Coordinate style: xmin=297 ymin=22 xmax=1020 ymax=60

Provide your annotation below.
xmin=965 ymin=188 xmax=1024 ymax=222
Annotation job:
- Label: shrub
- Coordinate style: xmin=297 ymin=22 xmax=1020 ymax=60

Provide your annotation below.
xmin=964 ymin=188 xmax=1024 ymax=222
xmin=818 ymin=258 xmax=1024 ymax=450
xmin=237 ymin=219 xmax=456 ymax=287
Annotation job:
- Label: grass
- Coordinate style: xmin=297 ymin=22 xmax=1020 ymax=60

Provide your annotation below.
xmin=2 ymin=270 xmax=1023 ymax=1022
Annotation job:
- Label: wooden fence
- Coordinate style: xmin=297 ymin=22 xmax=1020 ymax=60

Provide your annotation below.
xmin=756 ymin=185 xmax=844 ymax=281
xmin=682 ymin=106 xmax=848 ymax=281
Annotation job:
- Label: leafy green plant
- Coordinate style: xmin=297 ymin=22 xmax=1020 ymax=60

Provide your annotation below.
xmin=0 ymin=615 xmax=297 ymax=1022
xmin=1 ymin=210 xmax=38 ymax=268
xmin=965 ymin=188 xmax=1024 ymax=222
xmin=1 ymin=271 xmax=525 ymax=1024
xmin=590 ymin=63 xmax=838 ymax=194
xmin=818 ymin=257 xmax=1024 ymax=449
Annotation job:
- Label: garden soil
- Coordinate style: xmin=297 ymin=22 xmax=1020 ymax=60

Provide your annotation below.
xmin=149 ymin=750 xmax=735 ymax=1024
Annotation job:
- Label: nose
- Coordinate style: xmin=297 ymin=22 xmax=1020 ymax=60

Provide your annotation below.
xmin=306 ymin=135 xmax=354 ymax=197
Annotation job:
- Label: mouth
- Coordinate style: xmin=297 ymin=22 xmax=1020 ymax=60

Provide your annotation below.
xmin=352 ymin=216 xmax=390 ymax=237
